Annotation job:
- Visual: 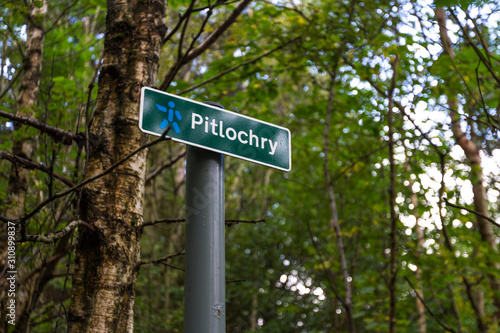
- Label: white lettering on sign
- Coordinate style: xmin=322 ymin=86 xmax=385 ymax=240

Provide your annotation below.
xmin=191 ymin=113 xmax=278 ymax=155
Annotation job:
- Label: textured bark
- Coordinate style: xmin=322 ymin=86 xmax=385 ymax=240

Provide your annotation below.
xmin=435 ymin=7 xmax=500 ymax=325
xmin=67 ymin=1 xmax=166 ymax=332
xmin=0 ymin=1 xmax=47 ymax=332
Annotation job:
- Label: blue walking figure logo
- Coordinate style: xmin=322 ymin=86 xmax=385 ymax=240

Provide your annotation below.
xmin=156 ymin=101 xmax=182 ymax=133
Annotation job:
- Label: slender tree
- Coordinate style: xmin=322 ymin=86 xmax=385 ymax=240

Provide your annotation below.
xmin=0 ymin=1 xmax=47 ymax=331
xmin=387 ymin=54 xmax=399 ymax=333
xmin=323 ymin=72 xmax=356 ymax=333
xmin=435 ymin=6 xmax=500 ymax=327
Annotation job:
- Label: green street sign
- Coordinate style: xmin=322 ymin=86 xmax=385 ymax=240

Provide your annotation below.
xmin=139 ymin=87 xmax=291 ymax=171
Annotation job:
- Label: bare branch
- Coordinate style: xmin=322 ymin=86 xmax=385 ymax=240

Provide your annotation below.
xmin=0 ymin=65 xmax=23 ymax=100
xmin=224 ymin=217 xmax=265 ymax=226
xmin=1 ymin=129 xmax=171 ymax=224
xmin=261 ymin=0 xmax=311 ymax=23
xmin=343 ymin=56 xmax=447 ymax=155
xmin=305 ymin=220 xmax=347 ymax=309
xmin=5 ymin=23 xmax=25 ymax=58
xmin=146 ymin=150 xmax=186 ymax=184
xmin=0 ymin=150 xmax=75 ymax=187
xmin=159 ymin=0 xmax=253 ymax=90
xmin=444 ymin=198 xmax=500 ymax=228
xmin=404 ymin=277 xmax=457 ymax=333
xmin=139 ymin=216 xmax=265 ymax=230
xmin=45 ymin=0 xmax=80 ymax=34
xmin=186 ymin=0 xmax=253 ymax=62
xmin=140 ymin=218 xmax=186 ymax=230
xmin=19 ymin=250 xmax=72 ymax=285
xmin=0 ymin=109 xmax=86 ymax=146
xmin=176 ymin=36 xmax=301 ymax=95
xmin=163 ymin=0 xmax=198 ymax=45
xmin=161 ymin=1 xmax=215 ymax=90
xmin=322 ymin=66 xmax=356 ymax=332
xmin=137 ymin=250 xmax=185 ymax=268
xmin=449 ymin=9 xmax=500 ymax=85
xmin=22 ymin=220 xmax=92 ymax=243
xmin=475 ymin=63 xmax=500 ymax=132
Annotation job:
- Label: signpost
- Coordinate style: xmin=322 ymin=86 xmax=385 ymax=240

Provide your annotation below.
xmin=139 ymin=87 xmax=291 ymax=333
xmin=139 ymin=87 xmax=291 ymax=171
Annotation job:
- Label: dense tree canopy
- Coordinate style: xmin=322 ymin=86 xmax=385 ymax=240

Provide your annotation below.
xmin=0 ymin=0 xmax=499 ymax=332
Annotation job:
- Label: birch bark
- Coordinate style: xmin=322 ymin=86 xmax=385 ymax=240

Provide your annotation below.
xmin=67 ymin=1 xmax=166 ymax=331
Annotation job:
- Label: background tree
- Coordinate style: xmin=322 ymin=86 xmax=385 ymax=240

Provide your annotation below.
xmin=0 ymin=0 xmax=499 ymax=332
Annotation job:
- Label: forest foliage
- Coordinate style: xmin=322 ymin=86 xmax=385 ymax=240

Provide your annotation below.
xmin=0 ymin=0 xmax=499 ymax=332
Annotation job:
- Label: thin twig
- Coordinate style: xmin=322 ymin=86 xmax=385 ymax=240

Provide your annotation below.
xmin=159 ymin=0 xmax=253 ymax=90
xmin=139 ymin=217 xmax=266 ymax=231
xmin=145 ymin=150 xmax=186 ymax=183
xmin=1 ymin=129 xmax=171 ymax=223
xmin=183 ymin=0 xmax=253 ymax=63
xmin=305 ymin=220 xmax=347 ymax=309
xmin=404 ymin=277 xmax=457 ymax=333
xmin=163 ymin=0 xmax=197 ymax=45
xmin=19 ymin=246 xmax=75 ymax=285
xmin=0 ymin=150 xmax=75 ymax=187
xmin=45 ymin=0 xmax=79 ymax=34
xmin=475 ymin=62 xmax=500 ymax=132
xmin=137 ymin=250 xmax=185 ymax=268
xmin=176 ymin=36 xmax=301 ymax=95
xmin=449 ymin=9 xmax=500 ymax=85
xmin=0 ymin=65 xmax=23 ymax=100
xmin=443 ymin=198 xmax=499 ymax=228
xmin=224 ymin=217 xmax=265 ymax=225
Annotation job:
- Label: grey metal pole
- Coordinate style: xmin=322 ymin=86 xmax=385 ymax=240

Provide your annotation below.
xmin=185 ymin=103 xmax=225 ymax=333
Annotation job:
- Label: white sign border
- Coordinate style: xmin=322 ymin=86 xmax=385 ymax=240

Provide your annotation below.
xmin=139 ymin=86 xmax=292 ymax=172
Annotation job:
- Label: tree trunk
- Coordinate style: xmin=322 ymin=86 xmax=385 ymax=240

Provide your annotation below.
xmin=67 ymin=1 xmax=166 ymax=332
xmin=3 ymin=0 xmax=47 ymax=226
xmin=387 ymin=54 xmax=399 ymax=333
xmin=0 ymin=1 xmax=47 ymax=331
xmin=435 ymin=7 xmax=500 ymax=325
xmin=322 ymin=76 xmax=356 ymax=333
xmin=405 ymin=156 xmax=427 ymax=333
